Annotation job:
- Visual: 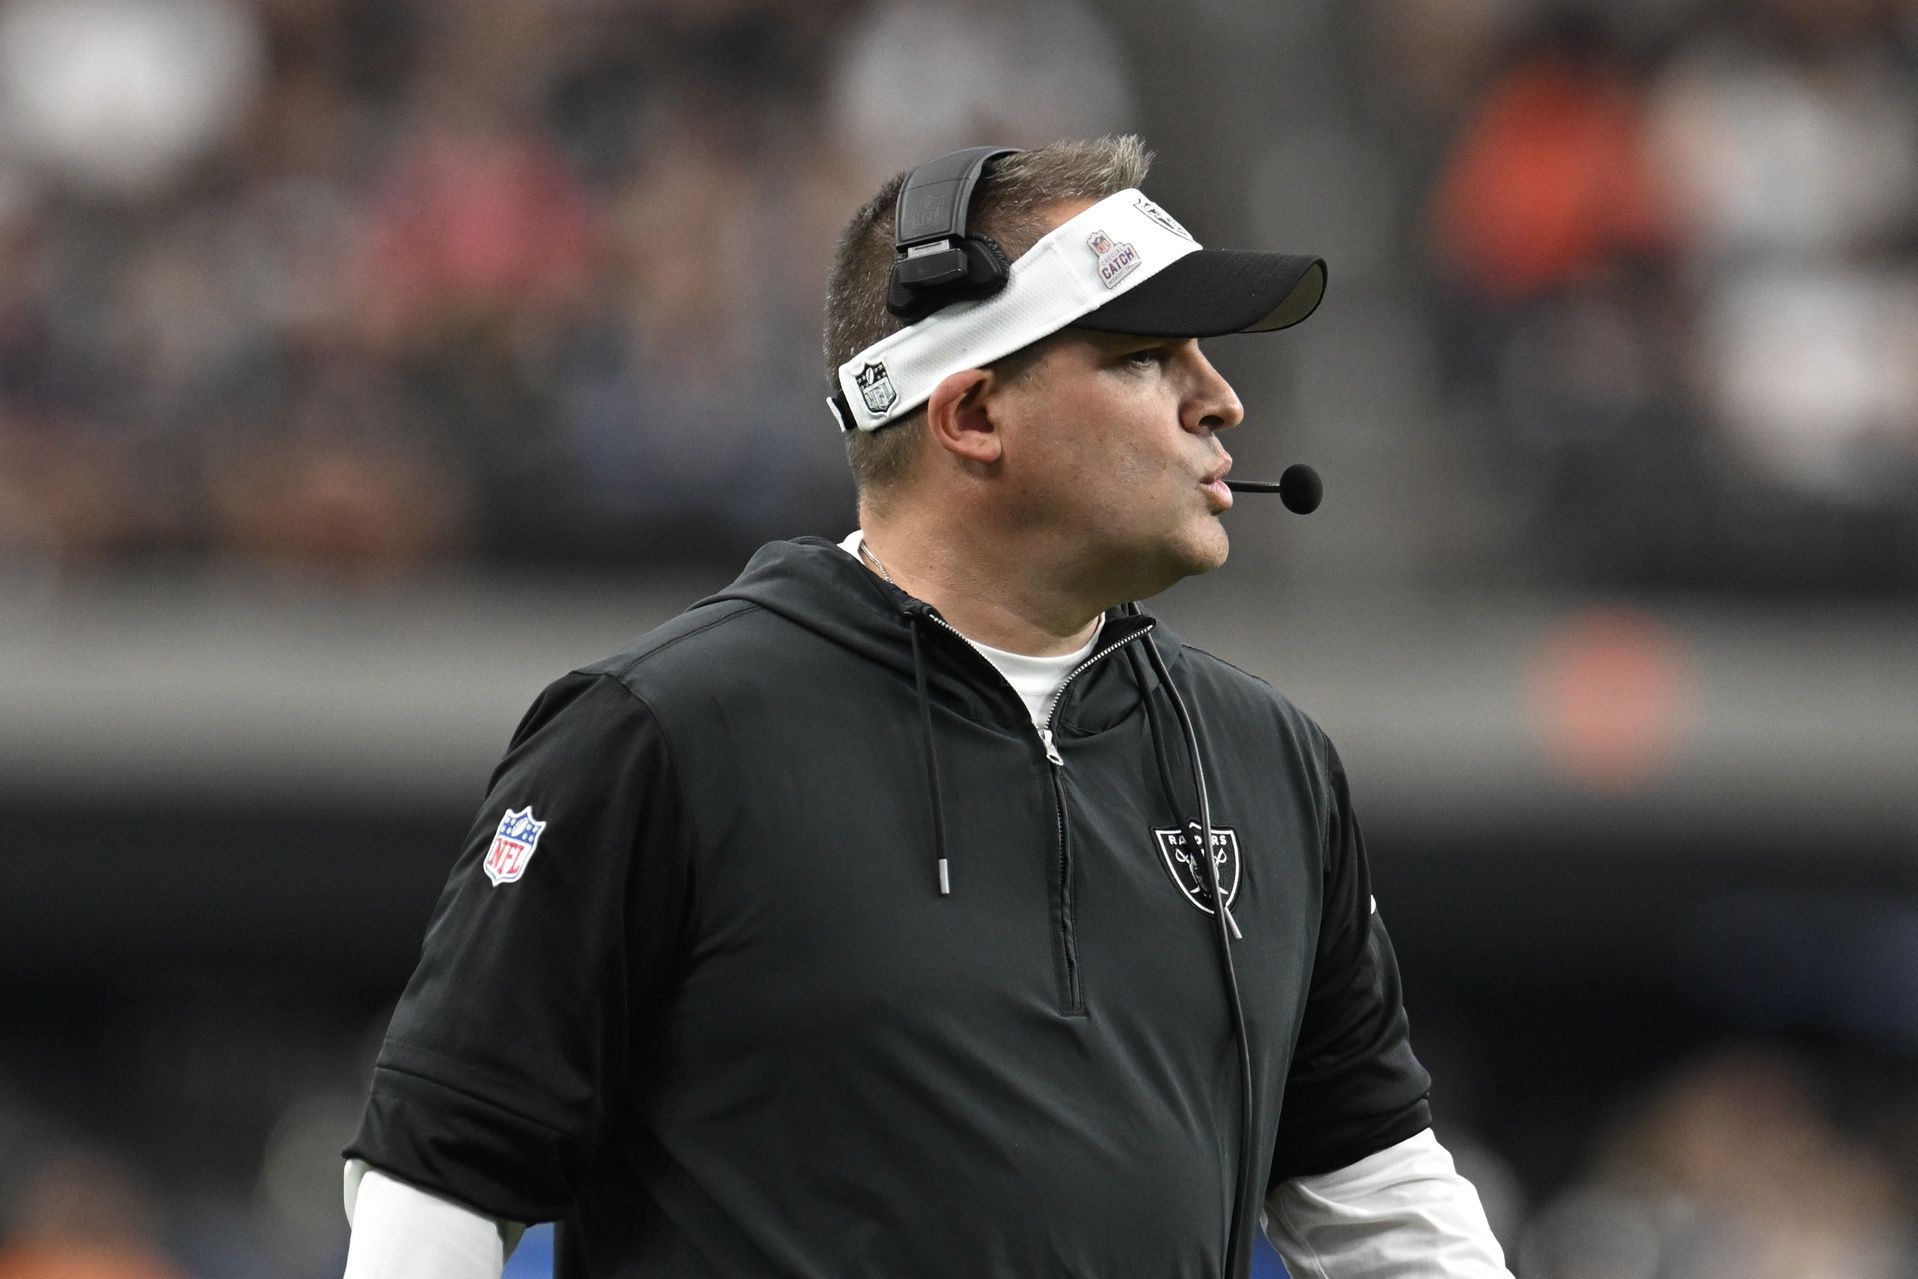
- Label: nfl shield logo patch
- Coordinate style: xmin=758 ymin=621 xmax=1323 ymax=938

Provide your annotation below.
xmin=1152 ymin=825 xmax=1241 ymax=915
xmin=855 ymin=361 xmax=898 ymax=415
xmin=1087 ymin=229 xmax=1141 ymax=288
xmin=483 ymin=807 xmax=546 ymax=886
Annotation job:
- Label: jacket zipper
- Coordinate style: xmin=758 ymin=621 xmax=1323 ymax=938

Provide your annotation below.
xmin=1040 ymin=626 xmax=1154 ymax=1012
xmin=918 ymin=611 xmax=1153 ymax=767
xmin=916 ymin=608 xmax=1155 ymax=1014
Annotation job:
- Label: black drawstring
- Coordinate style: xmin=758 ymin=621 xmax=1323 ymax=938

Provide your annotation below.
xmin=906 ymin=614 xmax=953 ymax=896
xmin=1126 ymin=643 xmax=1187 ymax=827
xmin=1137 ymin=628 xmax=1258 ymax=1279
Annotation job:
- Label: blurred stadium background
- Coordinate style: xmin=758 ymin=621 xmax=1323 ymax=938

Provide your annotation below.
xmin=1 ymin=0 xmax=1915 ymax=1275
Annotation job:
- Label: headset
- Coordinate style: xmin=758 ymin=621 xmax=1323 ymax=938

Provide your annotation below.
xmin=885 ymin=145 xmax=1021 ymax=323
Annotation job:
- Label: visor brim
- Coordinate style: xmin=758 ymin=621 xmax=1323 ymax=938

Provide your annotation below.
xmin=1073 ymin=250 xmax=1327 ymax=337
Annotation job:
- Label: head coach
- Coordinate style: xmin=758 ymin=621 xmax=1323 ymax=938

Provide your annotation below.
xmin=339 ymin=136 xmax=1512 ymax=1279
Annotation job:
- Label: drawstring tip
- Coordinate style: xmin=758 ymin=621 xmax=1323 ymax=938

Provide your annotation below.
xmin=1222 ymin=901 xmax=1244 ymax=941
xmin=937 ymin=858 xmax=951 ymax=896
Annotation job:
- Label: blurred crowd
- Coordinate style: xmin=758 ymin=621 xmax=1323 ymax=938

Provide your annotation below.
xmin=1511 ymin=1050 xmax=1918 ymax=1279
xmin=0 ymin=0 xmax=1912 ymax=586
xmin=0 ymin=0 xmax=1132 ymax=581
xmin=1380 ymin=0 xmax=1918 ymax=589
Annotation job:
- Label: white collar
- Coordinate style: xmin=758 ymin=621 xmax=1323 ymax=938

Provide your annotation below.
xmin=838 ymin=531 xmax=1101 ymax=728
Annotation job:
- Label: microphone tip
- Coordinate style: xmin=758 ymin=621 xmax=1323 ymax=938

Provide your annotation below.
xmin=1279 ymin=463 xmax=1322 ymax=515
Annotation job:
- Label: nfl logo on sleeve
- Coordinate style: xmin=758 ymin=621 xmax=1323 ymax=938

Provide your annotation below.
xmin=483 ymin=807 xmax=546 ymax=886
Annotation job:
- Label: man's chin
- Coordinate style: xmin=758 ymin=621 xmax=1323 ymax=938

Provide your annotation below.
xmin=1185 ymin=523 xmax=1231 ymax=575
xmin=1135 ymin=528 xmax=1229 ymax=597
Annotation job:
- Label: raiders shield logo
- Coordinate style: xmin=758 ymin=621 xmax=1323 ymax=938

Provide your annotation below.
xmin=855 ymin=361 xmax=898 ymax=415
xmin=1153 ymin=825 xmax=1241 ymax=914
xmin=1132 ymin=195 xmax=1194 ymax=241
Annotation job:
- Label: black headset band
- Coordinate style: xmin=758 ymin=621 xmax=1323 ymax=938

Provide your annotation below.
xmin=885 ymin=145 xmax=1022 ymax=323
xmin=892 ymin=145 xmax=1020 ymax=248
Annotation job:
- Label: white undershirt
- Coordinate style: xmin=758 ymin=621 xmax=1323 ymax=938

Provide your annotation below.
xmin=1264 ymin=1128 xmax=1512 ymax=1278
xmin=342 ymin=1162 xmax=516 ymax=1278
xmin=837 ymin=529 xmax=1098 ymax=728
xmin=340 ymin=536 xmax=1511 ymax=1278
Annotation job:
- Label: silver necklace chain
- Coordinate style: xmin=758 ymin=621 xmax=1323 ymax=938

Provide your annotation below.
xmin=858 ymin=537 xmax=899 ymax=587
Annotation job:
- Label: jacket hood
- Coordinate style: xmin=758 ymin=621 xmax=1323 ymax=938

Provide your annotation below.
xmin=691 ymin=536 xmax=1185 ymax=735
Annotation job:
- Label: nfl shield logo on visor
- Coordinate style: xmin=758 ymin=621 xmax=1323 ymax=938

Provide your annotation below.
xmin=483 ymin=806 xmax=547 ymax=886
xmin=855 ymin=361 xmax=897 ymax=415
xmin=1088 ymin=229 xmax=1141 ymax=288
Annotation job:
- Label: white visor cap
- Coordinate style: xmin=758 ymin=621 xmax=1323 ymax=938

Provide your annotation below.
xmin=830 ymin=188 xmax=1326 ymax=432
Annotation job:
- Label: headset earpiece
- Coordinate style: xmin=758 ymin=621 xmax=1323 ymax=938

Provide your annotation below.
xmin=885 ymin=145 xmax=1022 ymax=323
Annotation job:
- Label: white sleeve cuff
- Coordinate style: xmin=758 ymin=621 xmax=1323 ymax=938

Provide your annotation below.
xmin=1263 ymin=1128 xmax=1512 ymax=1278
xmin=341 ymin=1159 xmax=525 ymax=1279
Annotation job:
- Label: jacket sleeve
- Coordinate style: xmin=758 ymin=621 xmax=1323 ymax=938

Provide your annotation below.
xmin=1268 ymin=733 xmax=1432 ymax=1185
xmin=344 ymin=670 xmax=697 ymax=1223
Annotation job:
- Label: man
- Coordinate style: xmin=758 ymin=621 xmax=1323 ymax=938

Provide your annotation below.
xmin=342 ymin=136 xmax=1512 ymax=1278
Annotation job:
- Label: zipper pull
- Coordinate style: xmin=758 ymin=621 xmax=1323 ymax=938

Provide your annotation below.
xmin=1038 ymin=726 xmax=1064 ymax=766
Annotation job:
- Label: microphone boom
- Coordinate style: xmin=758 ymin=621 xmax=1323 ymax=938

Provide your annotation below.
xmin=1225 ymin=464 xmax=1322 ymax=514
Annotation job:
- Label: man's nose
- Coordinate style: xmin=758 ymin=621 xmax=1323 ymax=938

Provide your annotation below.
xmin=1184 ymin=346 xmax=1244 ymax=434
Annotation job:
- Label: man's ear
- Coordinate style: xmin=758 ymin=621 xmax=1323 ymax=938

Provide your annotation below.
xmin=925 ymin=368 xmax=1002 ymax=467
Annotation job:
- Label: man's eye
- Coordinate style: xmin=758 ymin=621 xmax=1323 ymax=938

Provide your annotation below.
xmin=1123 ymin=348 xmax=1164 ymax=368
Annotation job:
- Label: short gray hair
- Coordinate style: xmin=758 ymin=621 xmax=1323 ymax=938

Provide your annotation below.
xmin=822 ymin=135 xmax=1154 ymax=505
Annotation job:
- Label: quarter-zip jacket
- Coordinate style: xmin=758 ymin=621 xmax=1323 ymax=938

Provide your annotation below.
xmin=347 ymin=537 xmax=1432 ymax=1278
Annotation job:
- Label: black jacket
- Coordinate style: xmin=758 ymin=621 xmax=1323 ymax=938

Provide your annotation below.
xmin=347 ymin=536 xmax=1431 ymax=1278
